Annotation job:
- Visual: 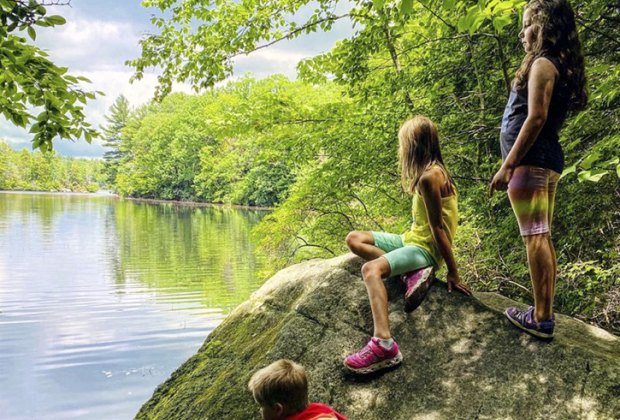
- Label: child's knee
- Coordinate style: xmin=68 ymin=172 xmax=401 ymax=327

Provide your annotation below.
xmin=346 ymin=231 xmax=361 ymax=250
xmin=361 ymin=261 xmax=385 ymax=281
xmin=524 ymin=233 xmax=550 ymax=251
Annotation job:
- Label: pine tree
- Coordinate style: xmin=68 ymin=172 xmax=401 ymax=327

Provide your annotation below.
xmin=101 ymin=95 xmax=130 ymax=185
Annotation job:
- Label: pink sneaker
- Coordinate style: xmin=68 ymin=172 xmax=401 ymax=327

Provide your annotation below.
xmin=402 ymin=266 xmax=434 ymax=313
xmin=343 ymin=337 xmax=402 ymax=374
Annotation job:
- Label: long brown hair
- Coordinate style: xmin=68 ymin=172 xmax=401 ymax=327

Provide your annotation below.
xmin=514 ymin=0 xmax=587 ymax=111
xmin=398 ymin=116 xmax=454 ymax=195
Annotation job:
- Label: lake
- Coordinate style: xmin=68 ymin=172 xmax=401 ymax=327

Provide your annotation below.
xmin=0 ymin=192 xmax=267 ymax=419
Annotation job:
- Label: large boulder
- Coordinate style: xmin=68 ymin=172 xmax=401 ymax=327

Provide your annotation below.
xmin=136 ymin=254 xmax=620 ymax=419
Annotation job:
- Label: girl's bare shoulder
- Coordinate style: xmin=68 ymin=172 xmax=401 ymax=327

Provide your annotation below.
xmin=532 ymin=57 xmax=559 ymax=78
xmin=419 ymin=166 xmax=445 ymax=189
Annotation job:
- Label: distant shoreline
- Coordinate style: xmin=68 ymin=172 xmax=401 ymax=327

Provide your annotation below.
xmin=125 ymin=196 xmax=273 ymax=211
xmin=0 ymin=189 xmax=115 ymax=197
xmin=0 ymin=190 xmax=272 ymax=211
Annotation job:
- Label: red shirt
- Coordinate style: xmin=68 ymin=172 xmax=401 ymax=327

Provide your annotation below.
xmin=285 ymin=403 xmax=348 ymax=420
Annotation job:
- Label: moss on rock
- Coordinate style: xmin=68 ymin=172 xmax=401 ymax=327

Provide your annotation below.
xmin=136 ymin=254 xmax=620 ymax=419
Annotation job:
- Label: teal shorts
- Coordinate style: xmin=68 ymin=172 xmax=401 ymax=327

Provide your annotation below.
xmin=371 ymin=231 xmax=436 ymax=276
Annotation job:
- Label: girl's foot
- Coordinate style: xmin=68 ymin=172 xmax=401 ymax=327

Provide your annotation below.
xmin=343 ymin=337 xmax=402 ymax=374
xmin=505 ymin=306 xmax=555 ymax=339
xmin=402 ymin=266 xmax=434 ymax=313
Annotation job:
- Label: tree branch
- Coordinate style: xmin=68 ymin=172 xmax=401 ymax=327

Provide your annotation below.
xmin=228 ymin=14 xmax=350 ymax=59
xmin=381 ymin=18 xmax=414 ymax=112
xmin=349 ymin=192 xmax=384 ymax=231
xmin=576 ymin=16 xmax=620 ymax=46
xmin=418 ymin=1 xmax=456 ymax=31
xmin=290 ymin=235 xmax=335 ymax=258
xmin=38 ymin=0 xmax=71 ymax=6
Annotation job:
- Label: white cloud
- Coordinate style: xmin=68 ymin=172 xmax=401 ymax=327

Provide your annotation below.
xmin=35 ymin=16 xmax=140 ymax=73
xmin=1 ymin=2 xmax=355 ymax=157
xmin=0 ymin=70 xmax=194 ymax=157
xmin=233 ymin=48 xmax=309 ymax=79
xmin=77 ymin=70 xmax=195 ymax=128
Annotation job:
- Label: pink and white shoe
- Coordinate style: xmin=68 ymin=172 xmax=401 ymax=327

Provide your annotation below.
xmin=402 ymin=266 xmax=435 ymax=313
xmin=343 ymin=337 xmax=402 ymax=374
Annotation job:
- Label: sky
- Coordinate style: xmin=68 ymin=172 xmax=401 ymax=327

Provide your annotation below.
xmin=0 ymin=0 xmax=355 ymax=158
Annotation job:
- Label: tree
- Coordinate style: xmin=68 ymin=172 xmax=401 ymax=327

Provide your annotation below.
xmin=128 ymin=0 xmax=620 ymax=332
xmin=0 ymin=0 xmax=101 ymax=151
xmin=101 ymin=95 xmax=130 ymax=185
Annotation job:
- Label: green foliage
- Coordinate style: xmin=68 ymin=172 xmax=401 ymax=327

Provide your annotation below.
xmin=130 ymin=0 xmax=620 ymax=332
xmin=101 ymin=95 xmax=130 ymax=186
xmin=0 ymin=140 xmax=105 ymax=191
xmin=114 ymin=76 xmax=337 ymax=206
xmin=556 ymin=260 xmax=620 ymax=332
xmin=129 ymin=0 xmax=345 ymax=99
xmin=0 ymin=1 xmax=101 ymax=151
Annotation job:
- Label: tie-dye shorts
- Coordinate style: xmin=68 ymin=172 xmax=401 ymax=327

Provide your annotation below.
xmin=507 ymin=165 xmax=561 ymax=236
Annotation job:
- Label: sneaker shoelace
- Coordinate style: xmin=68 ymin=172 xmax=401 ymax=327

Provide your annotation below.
xmin=358 ymin=343 xmax=378 ymax=362
xmin=512 ymin=308 xmax=527 ymax=323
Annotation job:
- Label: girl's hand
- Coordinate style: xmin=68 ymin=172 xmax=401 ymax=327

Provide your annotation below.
xmin=447 ymin=272 xmax=472 ymax=296
xmin=489 ymin=165 xmax=514 ymax=196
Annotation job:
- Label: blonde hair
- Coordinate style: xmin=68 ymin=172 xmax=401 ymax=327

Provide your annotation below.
xmin=248 ymin=359 xmax=308 ymax=414
xmin=398 ymin=116 xmax=453 ymax=195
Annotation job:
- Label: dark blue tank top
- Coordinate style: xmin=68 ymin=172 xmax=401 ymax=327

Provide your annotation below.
xmin=500 ymin=57 xmax=568 ymax=174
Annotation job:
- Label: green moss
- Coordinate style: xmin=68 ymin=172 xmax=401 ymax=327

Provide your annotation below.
xmin=135 ymin=304 xmax=289 ymax=419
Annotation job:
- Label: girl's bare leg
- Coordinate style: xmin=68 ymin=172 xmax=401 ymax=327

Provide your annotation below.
xmin=346 ymin=231 xmax=385 ymax=261
xmin=361 ymin=257 xmax=392 ymax=339
xmin=524 ymin=233 xmax=555 ymax=321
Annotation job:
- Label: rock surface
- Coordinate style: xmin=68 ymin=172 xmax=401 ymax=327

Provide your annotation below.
xmin=136 ymin=254 xmax=620 ymax=420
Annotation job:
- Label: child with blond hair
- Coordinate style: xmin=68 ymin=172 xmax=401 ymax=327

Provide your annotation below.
xmin=345 ymin=116 xmax=471 ymax=374
xmin=248 ymin=359 xmax=347 ymax=420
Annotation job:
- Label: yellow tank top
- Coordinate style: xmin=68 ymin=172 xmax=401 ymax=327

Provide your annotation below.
xmin=401 ymin=182 xmax=458 ymax=269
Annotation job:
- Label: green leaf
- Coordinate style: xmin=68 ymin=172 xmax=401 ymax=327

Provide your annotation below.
xmin=27 ymin=26 xmax=36 ymax=41
xmin=46 ymin=15 xmax=67 ymax=26
xmin=372 ymin=0 xmax=386 ymax=9
xmin=578 ymin=169 xmax=608 ymax=183
xmin=470 ymin=13 xmax=487 ymax=34
xmin=616 ymin=164 xmax=620 ymax=179
xmin=29 ymin=122 xmax=41 ymax=133
xmin=560 ymin=164 xmax=576 ymax=180
xmin=492 ymin=14 xmax=512 ymax=33
xmin=400 ymin=0 xmax=414 ymax=15
xmin=460 ymin=5 xmax=481 ymax=34
xmin=493 ymin=1 xmax=515 ymax=12
xmin=580 ymin=152 xmax=601 ymax=170
xmin=442 ymin=0 xmax=457 ymax=10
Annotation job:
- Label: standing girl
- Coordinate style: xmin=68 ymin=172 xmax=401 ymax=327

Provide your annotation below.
xmin=344 ymin=116 xmax=471 ymax=374
xmin=490 ymin=0 xmax=587 ymax=338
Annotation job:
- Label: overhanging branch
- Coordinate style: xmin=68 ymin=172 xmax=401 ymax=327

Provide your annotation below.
xmin=228 ymin=13 xmax=351 ymax=59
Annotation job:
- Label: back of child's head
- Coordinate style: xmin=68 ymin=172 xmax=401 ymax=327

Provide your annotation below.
xmin=248 ymin=359 xmax=309 ymax=416
xmin=398 ymin=116 xmax=450 ymax=194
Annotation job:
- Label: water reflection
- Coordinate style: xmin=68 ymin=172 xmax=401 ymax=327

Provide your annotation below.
xmin=0 ymin=192 xmax=266 ymax=419
xmin=112 ymin=200 xmax=266 ymax=311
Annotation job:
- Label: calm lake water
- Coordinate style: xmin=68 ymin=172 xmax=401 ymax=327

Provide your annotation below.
xmin=0 ymin=192 xmax=267 ymax=419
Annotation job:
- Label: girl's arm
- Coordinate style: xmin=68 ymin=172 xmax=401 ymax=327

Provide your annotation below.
xmin=419 ymin=168 xmax=471 ymax=296
xmin=490 ymin=57 xmax=558 ymax=194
